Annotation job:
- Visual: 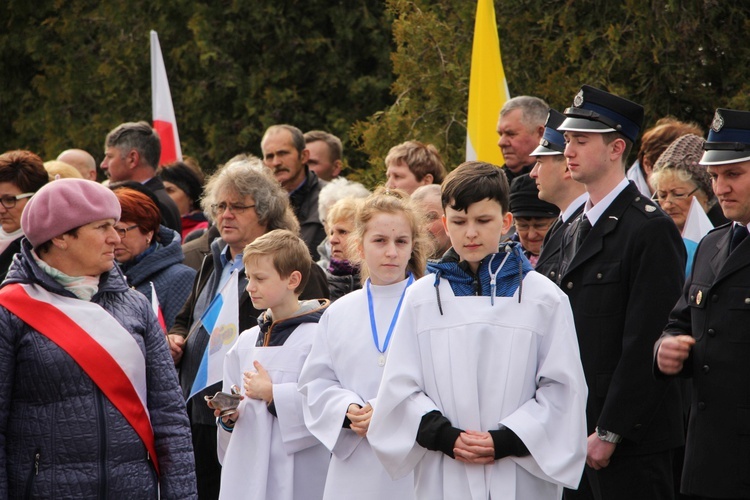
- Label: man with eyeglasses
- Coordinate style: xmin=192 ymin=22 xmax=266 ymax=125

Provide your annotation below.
xmin=168 ymin=155 xmax=329 ymax=499
xmin=655 ymin=108 xmax=750 ymax=500
xmin=555 ymin=86 xmax=686 ymax=500
xmin=508 ymin=174 xmax=559 ymax=267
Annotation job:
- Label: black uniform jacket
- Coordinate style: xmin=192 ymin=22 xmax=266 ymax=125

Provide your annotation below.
xmin=657 ymin=223 xmax=750 ymax=498
xmin=536 ymin=202 xmax=584 ymax=281
xmin=557 ymin=182 xmax=686 ymax=456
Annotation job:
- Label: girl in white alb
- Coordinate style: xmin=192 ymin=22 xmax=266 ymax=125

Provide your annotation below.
xmin=298 ymin=188 xmax=430 ymax=500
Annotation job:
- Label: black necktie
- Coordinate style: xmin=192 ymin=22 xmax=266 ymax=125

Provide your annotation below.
xmin=730 ymin=224 xmax=748 ymax=253
xmin=576 ymin=215 xmax=592 ymax=249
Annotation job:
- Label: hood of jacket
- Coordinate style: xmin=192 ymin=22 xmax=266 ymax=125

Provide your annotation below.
xmin=256 ymin=298 xmax=329 ymax=347
xmin=426 ymin=241 xmax=533 ymax=313
xmin=121 ymin=225 xmax=186 ymax=288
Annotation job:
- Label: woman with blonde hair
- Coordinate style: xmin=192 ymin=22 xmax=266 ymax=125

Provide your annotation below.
xmin=298 ymin=187 xmax=429 ymax=500
xmin=323 ymin=197 xmax=364 ymax=301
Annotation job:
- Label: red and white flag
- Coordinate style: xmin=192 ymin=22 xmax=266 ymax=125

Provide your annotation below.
xmin=150 ymin=281 xmax=167 ymax=334
xmin=150 ymin=30 xmax=182 ymax=166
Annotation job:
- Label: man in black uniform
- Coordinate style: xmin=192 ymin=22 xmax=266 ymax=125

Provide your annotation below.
xmin=556 ymin=86 xmax=686 ymax=500
xmin=531 ymin=109 xmax=587 ymax=281
xmin=655 ymin=108 xmax=750 ymax=500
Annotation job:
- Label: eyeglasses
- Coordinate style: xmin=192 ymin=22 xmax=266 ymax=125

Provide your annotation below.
xmin=424 ymin=211 xmax=441 ymax=222
xmin=652 ymin=186 xmax=699 ymax=203
xmin=0 ymin=192 xmax=34 ymax=209
xmin=114 ymin=224 xmax=139 ymax=238
xmin=515 ymin=220 xmax=555 ymax=232
xmin=210 ymin=202 xmax=256 ymax=216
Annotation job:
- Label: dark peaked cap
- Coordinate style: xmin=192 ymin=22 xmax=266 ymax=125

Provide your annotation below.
xmin=532 ymin=109 xmax=567 ymax=156
xmin=701 ymin=108 xmax=750 ymax=166
xmin=558 ymin=85 xmax=644 ymax=143
xmin=509 ymin=174 xmax=560 ymax=219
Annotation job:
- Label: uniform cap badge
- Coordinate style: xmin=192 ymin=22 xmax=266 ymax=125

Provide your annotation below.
xmin=711 ymin=111 xmax=724 ymax=133
xmin=573 ymin=90 xmax=584 ymax=107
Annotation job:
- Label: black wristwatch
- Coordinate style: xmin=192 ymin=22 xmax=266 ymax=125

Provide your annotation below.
xmin=596 ymin=426 xmax=622 ymax=444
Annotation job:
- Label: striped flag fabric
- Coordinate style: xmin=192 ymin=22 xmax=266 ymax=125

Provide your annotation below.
xmin=189 ymin=270 xmax=240 ymax=399
xmin=149 ymin=281 xmax=167 ymax=334
xmin=465 ymin=0 xmax=510 ymax=165
xmin=682 ymin=196 xmax=714 ymax=275
xmin=150 ymin=30 xmax=183 ymax=166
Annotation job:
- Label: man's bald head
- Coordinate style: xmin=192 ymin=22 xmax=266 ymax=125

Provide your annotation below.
xmin=57 ymin=149 xmax=97 ymax=181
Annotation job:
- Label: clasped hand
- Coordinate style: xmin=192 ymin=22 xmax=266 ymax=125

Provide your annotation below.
xmin=346 ymin=403 xmax=373 ymax=438
xmin=453 ymin=430 xmax=495 ymax=465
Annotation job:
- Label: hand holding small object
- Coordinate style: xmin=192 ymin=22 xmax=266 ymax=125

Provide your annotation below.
xmin=244 ymin=360 xmax=273 ymax=403
xmin=205 ymin=385 xmax=243 ymax=423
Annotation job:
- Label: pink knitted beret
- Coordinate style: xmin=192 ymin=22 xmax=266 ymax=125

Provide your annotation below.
xmin=21 ymin=178 xmax=121 ymax=247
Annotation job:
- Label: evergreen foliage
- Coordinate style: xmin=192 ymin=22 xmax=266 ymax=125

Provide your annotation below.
xmin=2 ymin=1 xmax=750 ymax=186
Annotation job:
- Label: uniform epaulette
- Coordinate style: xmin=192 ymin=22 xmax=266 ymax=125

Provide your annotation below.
xmin=631 ymin=195 xmax=662 ymax=217
xmin=706 ymin=221 xmax=731 ymax=235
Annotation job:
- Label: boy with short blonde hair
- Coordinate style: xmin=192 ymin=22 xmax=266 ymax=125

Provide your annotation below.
xmin=211 ymin=229 xmax=329 ymax=500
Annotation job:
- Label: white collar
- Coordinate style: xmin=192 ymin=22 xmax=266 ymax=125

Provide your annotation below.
xmin=561 ymin=193 xmax=589 ymax=223
xmin=584 ymin=178 xmax=629 ymax=226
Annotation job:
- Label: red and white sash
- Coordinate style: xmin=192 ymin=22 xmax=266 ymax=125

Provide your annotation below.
xmin=0 ymin=283 xmax=160 ymax=475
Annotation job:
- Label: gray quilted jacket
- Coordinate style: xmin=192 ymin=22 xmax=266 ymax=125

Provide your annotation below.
xmin=0 ymin=239 xmax=197 ymax=499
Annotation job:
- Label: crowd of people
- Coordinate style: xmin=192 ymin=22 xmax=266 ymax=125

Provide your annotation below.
xmin=0 ymin=84 xmax=748 ymax=500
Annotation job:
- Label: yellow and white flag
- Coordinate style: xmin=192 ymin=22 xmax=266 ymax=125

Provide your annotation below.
xmin=465 ymin=0 xmax=510 ymax=165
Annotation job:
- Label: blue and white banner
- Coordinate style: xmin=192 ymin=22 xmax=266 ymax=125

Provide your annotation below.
xmin=682 ymin=196 xmax=714 ymax=275
xmin=189 ymin=270 xmax=240 ymax=399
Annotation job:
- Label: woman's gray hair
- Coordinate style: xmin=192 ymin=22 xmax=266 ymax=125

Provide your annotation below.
xmin=201 ymin=154 xmax=299 ymax=234
xmin=318 ymin=177 xmax=371 ymax=224
xmin=651 ymin=134 xmax=715 ymax=206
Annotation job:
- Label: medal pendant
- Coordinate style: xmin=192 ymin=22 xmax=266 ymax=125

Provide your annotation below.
xmin=378 ymin=354 xmax=386 ymax=367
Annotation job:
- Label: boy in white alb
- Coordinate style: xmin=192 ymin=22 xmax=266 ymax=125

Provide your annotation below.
xmin=368 ymin=161 xmax=588 ymax=500
xmin=210 ymin=230 xmax=330 ymax=500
